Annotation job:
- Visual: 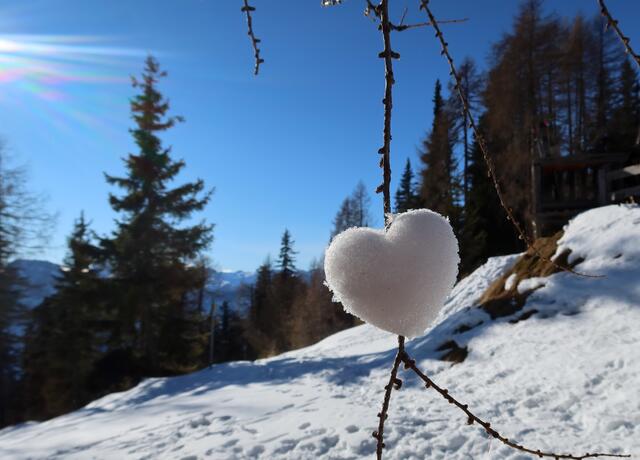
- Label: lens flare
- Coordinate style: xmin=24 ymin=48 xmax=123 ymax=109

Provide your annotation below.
xmin=0 ymin=34 xmax=147 ymax=133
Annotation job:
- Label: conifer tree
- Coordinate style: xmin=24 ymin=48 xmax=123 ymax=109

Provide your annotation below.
xmin=418 ymin=80 xmax=461 ymax=229
xmin=246 ymin=258 xmax=275 ymax=356
xmin=460 ymin=121 xmax=521 ymax=274
xmin=0 ymin=262 xmax=23 ymax=427
xmin=272 ymin=229 xmax=303 ymax=351
xmin=102 ymin=56 xmax=213 ymax=376
xmin=23 ymin=213 xmax=103 ymax=419
xmin=394 ymin=158 xmax=420 ymax=213
xmin=610 ymin=59 xmax=640 ymax=151
xmin=277 ymin=229 xmax=297 ymax=278
xmin=446 ymin=58 xmax=483 ymax=201
xmin=212 ymin=301 xmax=245 ymax=362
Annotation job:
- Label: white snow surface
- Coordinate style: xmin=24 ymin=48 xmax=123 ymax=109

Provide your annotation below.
xmin=1 ymin=204 xmax=639 ymax=460
xmin=325 ymin=209 xmax=460 ymax=338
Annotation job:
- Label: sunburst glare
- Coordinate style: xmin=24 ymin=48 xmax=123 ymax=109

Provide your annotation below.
xmin=0 ymin=34 xmax=147 ymax=133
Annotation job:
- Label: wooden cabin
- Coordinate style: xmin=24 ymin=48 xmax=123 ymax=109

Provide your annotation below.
xmin=531 ymin=152 xmax=640 ymax=237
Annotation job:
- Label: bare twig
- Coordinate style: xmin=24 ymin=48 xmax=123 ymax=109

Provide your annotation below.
xmin=391 ymin=17 xmax=468 ymax=32
xmin=419 ymin=0 xmax=600 ymax=279
xmin=375 ymin=0 xmax=399 ymax=224
xmin=369 ymin=1 xmax=402 ymax=455
xmin=241 ymin=0 xmax=264 ymax=75
xmin=597 ymin=0 xmax=640 ymax=70
xmin=400 ymin=354 xmax=630 ymax=460
xmin=372 ymin=336 xmax=405 ymax=460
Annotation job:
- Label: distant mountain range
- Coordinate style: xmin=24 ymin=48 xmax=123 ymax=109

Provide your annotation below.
xmin=9 ymin=259 xmax=260 ymax=314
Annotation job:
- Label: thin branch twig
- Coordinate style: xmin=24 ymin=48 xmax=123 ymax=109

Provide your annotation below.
xmin=372 ymin=336 xmax=405 ymax=460
xmin=375 ymin=0 xmax=398 ymax=223
xmin=241 ymin=0 xmax=264 ymax=75
xmin=400 ymin=354 xmax=630 ymax=460
xmin=391 ymin=17 xmax=468 ymax=32
xmin=419 ymin=0 xmax=601 ymax=279
xmin=597 ymin=0 xmax=640 ymax=70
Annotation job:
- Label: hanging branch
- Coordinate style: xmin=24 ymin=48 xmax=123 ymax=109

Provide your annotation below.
xmin=241 ymin=0 xmax=264 ymax=75
xmin=597 ymin=0 xmax=640 ymax=70
xmin=418 ymin=0 xmax=600 ymax=279
xmin=400 ymin=354 xmax=630 ymax=460
xmin=373 ymin=0 xmax=399 ymax=223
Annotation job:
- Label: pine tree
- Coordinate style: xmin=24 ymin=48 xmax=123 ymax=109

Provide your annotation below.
xmin=610 ymin=59 xmax=640 ymax=151
xmin=272 ymin=229 xmax=303 ymax=351
xmin=246 ymin=258 xmax=275 ymax=356
xmin=446 ymin=58 xmax=483 ymax=201
xmin=0 ymin=262 xmax=24 ymax=427
xmin=460 ymin=120 xmax=521 ymax=274
xmin=102 ymin=56 xmax=213 ymax=377
xmin=23 ymin=213 xmax=104 ymax=419
xmin=394 ymin=158 xmax=420 ymax=213
xmin=277 ymin=229 xmax=297 ymax=278
xmin=418 ymin=80 xmax=461 ymax=229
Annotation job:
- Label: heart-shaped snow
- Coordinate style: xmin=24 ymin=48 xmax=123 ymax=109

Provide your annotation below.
xmin=324 ymin=209 xmax=459 ymax=338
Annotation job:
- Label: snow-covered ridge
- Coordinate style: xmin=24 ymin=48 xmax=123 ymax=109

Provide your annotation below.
xmin=1 ymin=205 xmax=638 ymax=459
xmin=10 ymin=259 xmax=260 ymax=312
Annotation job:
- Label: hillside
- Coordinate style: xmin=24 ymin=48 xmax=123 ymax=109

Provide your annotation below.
xmin=1 ymin=204 xmax=638 ymax=459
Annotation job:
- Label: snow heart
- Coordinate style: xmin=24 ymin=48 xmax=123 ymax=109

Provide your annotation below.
xmin=324 ymin=209 xmax=459 ymax=338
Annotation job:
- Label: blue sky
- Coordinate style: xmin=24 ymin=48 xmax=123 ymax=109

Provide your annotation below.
xmin=1 ymin=0 xmax=639 ymax=272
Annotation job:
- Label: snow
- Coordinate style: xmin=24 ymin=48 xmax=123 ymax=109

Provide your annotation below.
xmin=324 ymin=209 xmax=460 ymax=338
xmin=10 ymin=259 xmax=60 ymax=309
xmin=517 ymin=276 xmax=546 ymax=294
xmin=504 ymin=273 xmax=517 ymax=291
xmin=1 ymin=204 xmax=638 ymax=459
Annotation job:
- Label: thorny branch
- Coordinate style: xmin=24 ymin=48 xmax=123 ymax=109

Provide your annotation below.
xmin=400 ymin=354 xmax=630 ymax=460
xmin=241 ymin=0 xmax=264 ymax=75
xmin=597 ymin=0 xmax=640 ymax=70
xmin=419 ymin=0 xmax=600 ymax=279
xmin=372 ymin=336 xmax=405 ymax=460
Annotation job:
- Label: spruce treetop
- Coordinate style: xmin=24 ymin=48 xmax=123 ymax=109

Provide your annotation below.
xmin=277 ymin=229 xmax=297 ymax=277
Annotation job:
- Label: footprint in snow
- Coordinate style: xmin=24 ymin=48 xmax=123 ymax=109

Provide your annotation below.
xmin=345 ymin=425 xmax=359 ymax=433
xmin=273 ymin=439 xmax=298 ymax=454
xmin=298 ymin=422 xmax=311 ymax=430
xmin=222 ymin=439 xmax=239 ymax=448
xmin=241 ymin=425 xmax=258 ymax=435
xmin=246 ymin=445 xmax=265 ymax=458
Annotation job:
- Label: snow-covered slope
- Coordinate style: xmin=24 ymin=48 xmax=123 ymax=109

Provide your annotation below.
xmin=1 ymin=205 xmax=638 ymax=460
